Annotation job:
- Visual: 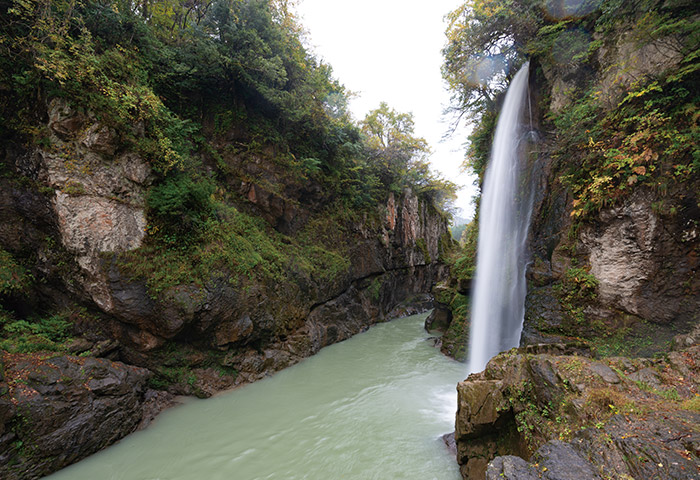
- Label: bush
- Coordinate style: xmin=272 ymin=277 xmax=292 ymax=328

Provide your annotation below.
xmin=0 ymin=313 xmax=73 ymax=353
xmin=147 ymin=173 xmax=216 ymax=226
xmin=0 ymin=249 xmax=31 ymax=295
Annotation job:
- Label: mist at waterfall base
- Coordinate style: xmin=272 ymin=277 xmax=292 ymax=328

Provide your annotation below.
xmin=467 ymin=62 xmax=534 ymax=374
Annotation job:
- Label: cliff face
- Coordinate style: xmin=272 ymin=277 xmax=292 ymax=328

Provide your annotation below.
xmin=0 ymin=98 xmax=450 ymax=479
xmin=453 ymin=2 xmax=699 ymax=477
xmin=523 ymin=23 xmax=699 ymax=352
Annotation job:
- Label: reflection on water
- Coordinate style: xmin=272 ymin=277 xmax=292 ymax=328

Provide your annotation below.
xmin=47 ymin=313 xmax=464 ymax=480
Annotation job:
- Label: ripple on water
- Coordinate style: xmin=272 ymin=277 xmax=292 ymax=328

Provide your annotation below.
xmin=46 ymin=314 xmax=464 ymax=480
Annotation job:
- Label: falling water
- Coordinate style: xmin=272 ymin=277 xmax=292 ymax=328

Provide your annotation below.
xmin=467 ymin=62 xmax=534 ymax=374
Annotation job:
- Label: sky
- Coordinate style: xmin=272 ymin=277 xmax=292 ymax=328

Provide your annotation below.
xmin=294 ymin=0 xmax=478 ymax=222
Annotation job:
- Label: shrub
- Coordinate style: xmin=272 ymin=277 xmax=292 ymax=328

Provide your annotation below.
xmin=0 ymin=250 xmax=31 ymax=295
xmin=0 ymin=313 xmax=73 ymax=353
xmin=147 ymin=173 xmax=216 ymax=226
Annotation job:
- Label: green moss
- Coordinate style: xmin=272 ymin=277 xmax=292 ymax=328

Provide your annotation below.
xmin=416 ymin=238 xmax=431 ymax=263
xmin=680 ymin=396 xmax=700 ymax=412
xmin=555 ymin=65 xmax=699 ymax=223
xmin=367 ymin=277 xmax=382 ymax=302
xmin=439 ymin=293 xmax=471 ymax=361
xmin=117 ymin=201 xmax=353 ymax=301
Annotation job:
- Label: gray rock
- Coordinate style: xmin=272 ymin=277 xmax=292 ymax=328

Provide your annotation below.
xmin=48 ymin=98 xmax=86 ymax=139
xmin=425 ymin=306 xmax=452 ymax=333
xmin=627 ymin=367 xmax=661 ymax=388
xmin=81 ymin=123 xmax=118 ymax=155
xmin=486 ymin=455 xmax=541 ymax=480
xmin=0 ymin=356 xmax=152 ymax=480
xmin=442 ymin=432 xmax=457 ymax=457
xmin=588 ymin=362 xmax=620 ymax=384
xmin=535 ymin=440 xmax=600 ymax=480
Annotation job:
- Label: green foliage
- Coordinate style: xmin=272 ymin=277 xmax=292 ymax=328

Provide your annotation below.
xmin=433 ymin=219 xmax=478 ymax=360
xmin=464 ymin=110 xmax=497 ymax=179
xmin=0 ymin=0 xmax=459 ymax=347
xmin=680 ymin=396 xmax=700 ymax=412
xmin=415 ymin=238 xmax=431 ymax=263
xmin=118 ymin=203 xmax=351 ymax=297
xmin=563 ymin=267 xmax=599 ymax=299
xmin=0 ymin=310 xmax=73 ymax=353
xmin=0 ymin=0 xmax=455 ymax=218
xmin=450 ymin=223 xmax=467 ymax=242
xmin=451 ymin=220 xmax=478 ymax=281
xmin=442 ymin=0 xmax=543 ymax=119
xmin=444 ymin=0 xmax=699 ymax=216
xmin=147 ymin=173 xmax=216 ymax=226
xmin=440 ymin=293 xmax=471 ymax=361
xmin=552 ymin=266 xmax=598 ymax=327
xmin=589 ymin=317 xmax=672 ymax=358
xmin=0 ymin=250 xmax=31 ymax=295
xmin=360 ymin=102 xmax=457 ymax=207
xmin=367 ymin=277 xmax=382 ymax=302
xmin=558 ymin=69 xmax=699 ymax=220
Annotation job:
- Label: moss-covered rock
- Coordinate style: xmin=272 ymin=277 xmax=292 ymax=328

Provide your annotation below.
xmin=455 ymin=335 xmax=700 ymax=479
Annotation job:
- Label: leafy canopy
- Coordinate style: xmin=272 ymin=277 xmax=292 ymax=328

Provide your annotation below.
xmin=360 ymin=103 xmax=457 ymax=211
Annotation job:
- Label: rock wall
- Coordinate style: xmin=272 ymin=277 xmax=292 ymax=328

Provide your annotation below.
xmin=521 ymin=9 xmax=699 ymax=347
xmin=2 ymin=97 xmax=449 ymax=358
xmin=455 ymin=5 xmax=699 ymax=478
xmin=0 ymin=354 xmax=172 ymax=480
xmin=0 ymin=96 xmax=450 ymax=477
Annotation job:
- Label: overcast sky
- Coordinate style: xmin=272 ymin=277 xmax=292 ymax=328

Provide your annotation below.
xmin=294 ymin=0 xmax=478 ymax=221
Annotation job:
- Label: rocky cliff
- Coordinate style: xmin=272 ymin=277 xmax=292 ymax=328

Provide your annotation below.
xmin=450 ymin=0 xmax=699 ymax=477
xmin=0 ymin=98 xmax=450 ymax=477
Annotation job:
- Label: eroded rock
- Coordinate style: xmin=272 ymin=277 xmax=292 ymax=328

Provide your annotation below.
xmin=0 ymin=354 xmax=157 ymax=480
xmin=456 ymin=342 xmax=700 ymax=479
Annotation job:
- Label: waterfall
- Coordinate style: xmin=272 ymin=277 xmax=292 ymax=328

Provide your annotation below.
xmin=467 ymin=62 xmax=534 ymax=374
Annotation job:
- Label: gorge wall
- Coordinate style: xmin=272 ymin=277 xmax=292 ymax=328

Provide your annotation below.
xmin=449 ymin=1 xmax=699 ymax=478
xmin=0 ymin=2 xmax=456 ymax=476
xmin=0 ymin=104 xmax=450 ymax=477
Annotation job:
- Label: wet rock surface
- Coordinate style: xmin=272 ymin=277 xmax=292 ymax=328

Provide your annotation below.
xmin=454 ymin=338 xmax=700 ymax=479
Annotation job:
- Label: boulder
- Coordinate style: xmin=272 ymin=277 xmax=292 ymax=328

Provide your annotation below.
xmin=0 ymin=354 xmax=156 ymax=480
xmin=424 ymin=306 xmax=452 ymax=333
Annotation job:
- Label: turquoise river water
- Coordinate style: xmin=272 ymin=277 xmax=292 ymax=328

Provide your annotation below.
xmin=46 ymin=313 xmax=465 ymax=480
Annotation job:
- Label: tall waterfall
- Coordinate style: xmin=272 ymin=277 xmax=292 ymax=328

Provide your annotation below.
xmin=467 ymin=62 xmax=534 ymax=374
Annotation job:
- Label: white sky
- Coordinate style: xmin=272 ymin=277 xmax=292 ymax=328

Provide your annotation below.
xmin=294 ymin=0 xmax=478 ymax=222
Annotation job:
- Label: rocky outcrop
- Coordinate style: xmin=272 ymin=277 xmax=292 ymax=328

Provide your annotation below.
xmin=2 ymin=95 xmax=449 ymax=348
xmin=0 ymin=353 xmax=171 ymax=480
xmin=39 ymin=99 xmax=152 ymax=312
xmin=455 ymin=338 xmax=700 ymax=479
xmin=451 ymin=4 xmax=698 ymax=479
xmin=577 ymin=189 xmax=698 ymax=324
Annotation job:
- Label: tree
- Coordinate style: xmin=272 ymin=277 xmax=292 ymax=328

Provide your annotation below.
xmin=360 ymin=103 xmax=457 ymax=211
xmin=360 ymin=103 xmax=429 ymax=187
xmin=442 ymin=0 xmax=543 ymax=120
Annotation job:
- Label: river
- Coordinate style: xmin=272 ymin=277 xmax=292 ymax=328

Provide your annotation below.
xmin=46 ymin=313 xmax=464 ymax=480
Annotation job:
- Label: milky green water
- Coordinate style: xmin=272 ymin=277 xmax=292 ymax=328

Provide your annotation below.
xmin=47 ymin=313 xmax=465 ymax=480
